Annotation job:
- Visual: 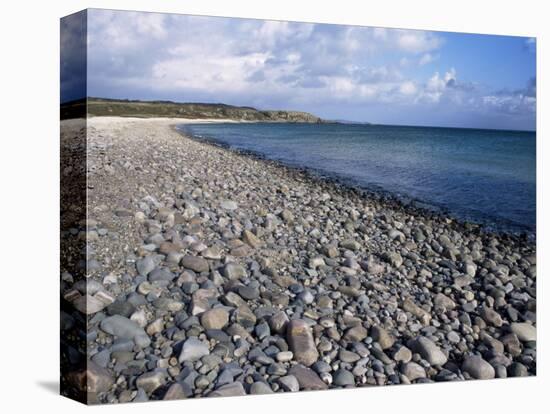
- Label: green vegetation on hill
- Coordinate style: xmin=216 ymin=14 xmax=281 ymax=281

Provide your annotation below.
xmin=61 ymin=98 xmax=326 ymax=123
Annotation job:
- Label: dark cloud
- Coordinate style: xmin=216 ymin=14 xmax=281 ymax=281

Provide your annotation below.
xmin=60 ymin=11 xmax=87 ymax=102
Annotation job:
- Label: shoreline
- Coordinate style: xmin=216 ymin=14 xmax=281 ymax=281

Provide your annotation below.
xmin=65 ymin=116 xmax=536 ymax=402
xmin=174 ymin=122 xmax=535 ymax=241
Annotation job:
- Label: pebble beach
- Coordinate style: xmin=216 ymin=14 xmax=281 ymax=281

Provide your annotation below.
xmin=60 ymin=116 xmax=536 ymax=403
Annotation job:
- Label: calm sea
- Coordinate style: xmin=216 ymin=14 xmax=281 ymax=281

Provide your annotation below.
xmin=177 ymin=123 xmax=536 ymax=234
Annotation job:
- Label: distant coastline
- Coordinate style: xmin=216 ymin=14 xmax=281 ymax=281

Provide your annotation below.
xmin=61 ymin=97 xmax=330 ymax=123
xmin=61 ymin=97 xmax=535 ymax=133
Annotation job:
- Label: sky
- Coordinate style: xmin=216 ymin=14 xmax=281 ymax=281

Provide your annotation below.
xmin=62 ymin=9 xmax=536 ymax=130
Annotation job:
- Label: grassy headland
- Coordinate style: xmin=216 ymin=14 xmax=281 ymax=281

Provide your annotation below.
xmin=61 ymin=97 xmax=326 ymax=123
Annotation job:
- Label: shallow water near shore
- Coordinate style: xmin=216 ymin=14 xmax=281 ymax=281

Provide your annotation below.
xmin=177 ymin=123 xmax=536 ymax=234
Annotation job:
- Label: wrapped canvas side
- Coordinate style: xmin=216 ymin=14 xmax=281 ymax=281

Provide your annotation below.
xmin=60 ymin=10 xmax=94 ymax=404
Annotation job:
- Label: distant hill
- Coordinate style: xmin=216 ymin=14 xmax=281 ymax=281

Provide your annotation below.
xmin=61 ymin=98 xmax=327 ymax=123
xmin=331 ymin=119 xmax=372 ymax=125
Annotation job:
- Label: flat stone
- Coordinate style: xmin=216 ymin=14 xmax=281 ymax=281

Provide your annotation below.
xmin=209 ymin=382 xmax=246 ymax=397
xmin=163 ymin=383 xmax=188 ymax=400
xmin=339 ymin=349 xmax=360 ymax=363
xmin=343 ymin=325 xmax=368 ymax=342
xmin=273 ymin=274 xmax=297 ymax=288
xmin=73 ymin=294 xmax=107 ymax=315
xmin=115 ymin=208 xmax=133 ymax=217
xmin=202 ymin=246 xmax=222 ymax=260
xmin=402 ymin=299 xmax=432 ymax=325
xmin=107 ymin=300 xmax=136 ymax=317
xmin=401 ymin=362 xmax=426 ymax=381
xmin=133 ymin=388 xmax=148 ymax=402
xmin=181 ymin=255 xmax=209 ymax=273
xmin=323 ymin=245 xmax=339 ymax=258
xmin=234 ymin=305 xmax=256 ymax=328
xmin=86 ymin=361 xmax=114 ymax=393
xmin=220 ymin=200 xmax=238 ymax=211
xmin=100 ymin=315 xmax=150 ymax=347
xmin=136 ymin=256 xmax=155 ymax=276
xmin=201 ymin=308 xmax=229 ymax=330
xmin=332 ymin=369 xmax=355 ymax=386
xmin=148 ymin=267 xmax=176 ymax=282
xmin=195 ymin=375 xmax=210 ymax=388
xmin=462 ymin=355 xmax=495 ymax=379
xmin=309 ymin=256 xmax=326 ymax=269
xmin=255 ymin=321 xmax=270 ymax=340
xmin=383 ymin=252 xmax=403 ymax=268
xmin=146 ymin=318 xmax=164 ymax=336
xmin=222 ymin=292 xmax=246 ymax=308
xmin=338 ymin=286 xmax=361 ymax=298
xmin=340 ymin=239 xmax=361 ymax=251
xmin=463 ymin=261 xmax=477 ymax=277
xmin=230 ymin=245 xmax=250 ymax=257
xmin=242 ymin=230 xmax=262 ymax=248
xmin=393 ymin=346 xmax=412 ymax=363
xmin=276 ymin=351 xmax=294 ymax=362
xmin=411 ymin=336 xmax=448 ymax=366
xmin=480 ymin=332 xmax=504 ymax=354
xmin=454 ymin=275 xmax=474 ymax=288
xmin=250 ymin=382 xmax=273 ymax=394
xmin=166 ymin=252 xmax=184 ymax=265
xmin=159 ymin=242 xmax=181 ymax=255
xmin=237 ymin=285 xmax=260 ymax=300
xmin=91 ymin=349 xmax=110 ymax=368
xmin=267 ymin=363 xmax=286 ymax=375
xmin=190 ymin=298 xmax=209 ymax=316
xmin=222 ymin=263 xmax=247 ymax=280
xmin=510 ymin=323 xmax=536 ymax=342
xmin=371 ymin=325 xmax=395 ymax=350
xmin=136 ymin=371 xmax=166 ymax=394
xmin=287 ymin=319 xmax=319 ymax=366
xmin=279 ymin=375 xmax=299 ymax=392
xmin=153 ymin=298 xmax=184 ymax=312
xmin=509 ymin=362 xmax=529 ymax=377
xmin=179 ymin=337 xmax=210 ymax=362
xmin=130 ymin=309 xmax=148 ymax=327
xmin=365 ymin=261 xmax=385 ymax=275
xmin=289 ymin=365 xmax=329 ymax=390
xmin=134 ymin=334 xmax=151 ymax=348
xmin=269 ymin=311 xmax=290 ymax=334
xmin=434 ymin=293 xmax=456 ymax=310
xmin=480 ymin=307 xmax=503 ymax=327
xmin=388 ymin=229 xmax=406 ymax=242
xmin=501 ymin=333 xmax=522 ymax=356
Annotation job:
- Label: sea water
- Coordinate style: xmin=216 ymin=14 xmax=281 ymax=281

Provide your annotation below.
xmin=177 ymin=123 xmax=536 ymax=234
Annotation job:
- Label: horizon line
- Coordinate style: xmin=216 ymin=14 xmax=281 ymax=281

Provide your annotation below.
xmin=62 ymin=96 xmax=536 ymax=133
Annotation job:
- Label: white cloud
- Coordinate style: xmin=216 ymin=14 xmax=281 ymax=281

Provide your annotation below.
xmin=135 ymin=13 xmax=167 ymax=38
xmin=417 ymin=68 xmax=457 ymax=102
xmin=152 ymin=52 xmax=272 ymax=93
xmin=482 ymin=94 xmax=536 ymax=115
xmin=253 ymin=20 xmax=314 ymax=47
xmin=88 ymin=10 xmax=167 ymax=50
xmin=396 ymin=30 xmax=443 ymax=53
xmin=419 ymin=53 xmax=436 ymax=66
xmin=399 ymin=81 xmax=417 ymax=95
